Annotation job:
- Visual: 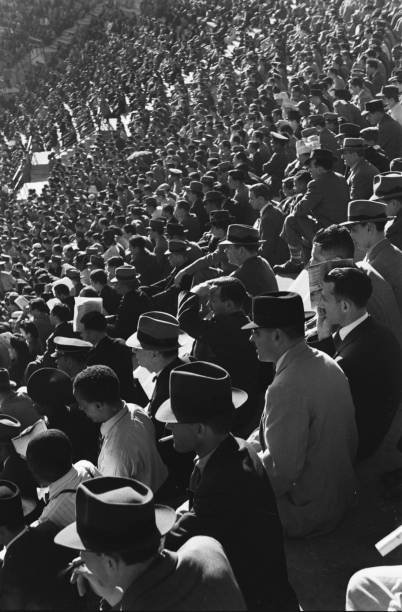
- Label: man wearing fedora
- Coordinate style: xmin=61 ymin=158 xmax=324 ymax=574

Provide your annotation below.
xmin=111 ymin=265 xmax=151 ymax=340
xmin=0 ymin=368 xmax=40 ymax=430
xmin=275 ymin=148 xmax=350 ymax=275
xmin=371 ymin=172 xmax=402 ymax=250
xmin=142 ymin=240 xmax=192 ymax=315
xmin=310 ymin=225 xmax=402 ymax=348
xmin=221 ymin=224 xmax=278 ymax=296
xmin=365 ymin=99 xmax=402 ymax=160
xmin=178 ymin=277 xmax=266 ymax=438
xmin=340 ymin=138 xmax=379 ymax=200
xmin=54 ymin=477 xmax=246 ymax=610
xmin=245 ymin=292 xmax=358 ymax=537
xmin=0 ymin=480 xmax=78 ymax=609
xmin=344 ymin=199 xmax=402 ymax=316
xmin=156 ymin=361 xmax=298 ymax=611
xmin=249 ymin=182 xmax=290 ymax=266
xmin=317 ymin=267 xmax=402 ymax=460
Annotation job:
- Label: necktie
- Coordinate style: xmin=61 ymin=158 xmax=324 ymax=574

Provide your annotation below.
xmin=333 ymin=330 xmax=342 ymax=352
xmin=98 ymin=432 xmax=104 ymax=453
xmin=189 ymin=464 xmax=202 ymax=493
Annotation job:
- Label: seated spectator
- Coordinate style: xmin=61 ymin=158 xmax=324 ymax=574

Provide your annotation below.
xmin=0 ymin=414 xmax=38 ymax=503
xmin=0 ymin=481 xmax=79 ymax=610
xmin=249 ymin=183 xmax=289 ymax=266
xmin=89 ymin=268 xmax=121 ymax=315
xmin=111 ymin=266 xmax=151 ymax=340
xmin=372 ymin=172 xmax=402 ymax=251
xmin=26 ymin=428 xmax=100 ymax=528
xmin=0 ymin=368 xmax=40 ymax=429
xmin=221 ymin=225 xmax=278 ymax=296
xmin=317 ymin=267 xmax=402 ymax=460
xmin=54 ymin=477 xmax=246 ymax=610
xmin=81 ymin=310 xmax=139 ymax=403
xmin=174 ymin=200 xmax=202 ymax=242
xmin=26 ymin=367 xmax=99 ymax=464
xmin=310 ymin=225 xmax=402 ymax=346
xmin=19 ymin=322 xmax=41 ymax=360
xmin=128 ymin=235 xmax=163 ymax=285
xmin=73 ymin=365 xmax=167 ymax=492
xmin=275 ymin=149 xmax=350 ymax=274
xmin=340 ymin=138 xmax=379 ymax=200
xmin=157 ymin=361 xmax=298 ymax=611
xmin=52 ymin=337 xmax=93 ymax=379
xmin=178 ymin=277 xmax=266 ymax=437
xmin=246 ymin=292 xmax=357 ymax=537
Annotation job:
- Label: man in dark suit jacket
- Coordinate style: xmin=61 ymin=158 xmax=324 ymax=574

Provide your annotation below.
xmin=365 ymin=99 xmax=402 ymax=160
xmin=111 ymin=266 xmax=151 ymax=340
xmin=249 ymin=182 xmax=289 ymax=266
xmin=0 ymin=482 xmax=79 ymax=610
xmin=128 ymin=235 xmax=164 ymax=285
xmin=156 ymin=361 xmax=298 ymax=612
xmin=317 ymin=267 xmax=402 ymax=460
xmin=81 ymin=311 xmax=138 ymax=403
xmin=178 ymin=279 xmax=270 ymax=437
xmin=90 ymin=269 xmax=121 ymax=315
xmin=340 ymin=138 xmax=379 ymax=200
xmin=276 ymin=148 xmax=350 ymax=274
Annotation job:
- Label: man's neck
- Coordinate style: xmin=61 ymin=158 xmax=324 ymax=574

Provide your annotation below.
xmin=274 ymin=338 xmax=304 ymax=365
xmin=196 ymin=433 xmax=228 ymax=459
xmin=340 ymin=309 xmax=368 ymax=328
xmin=368 ymin=234 xmax=386 ymax=251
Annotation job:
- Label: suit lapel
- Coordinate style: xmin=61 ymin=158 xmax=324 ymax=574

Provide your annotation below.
xmin=334 ymin=316 xmax=372 ymax=357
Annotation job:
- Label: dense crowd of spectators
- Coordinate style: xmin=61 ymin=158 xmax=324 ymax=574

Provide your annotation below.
xmin=0 ymin=0 xmax=402 ymax=609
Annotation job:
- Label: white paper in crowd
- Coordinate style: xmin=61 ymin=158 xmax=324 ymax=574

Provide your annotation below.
xmin=135 ymin=366 xmax=156 ymax=400
xmin=73 ymin=297 xmax=103 ymax=332
xmin=12 ymin=418 xmax=47 ymax=458
xmin=46 ymin=297 xmax=62 ymax=311
xmin=14 ymin=295 xmax=30 ymax=310
xmin=289 ymin=269 xmax=312 ymax=311
xmin=375 ymin=525 xmax=402 ymax=556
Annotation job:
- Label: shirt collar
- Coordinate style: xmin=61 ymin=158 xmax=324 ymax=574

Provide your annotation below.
xmin=100 ymin=404 xmax=128 ymax=438
xmin=338 ymin=312 xmax=369 ymax=341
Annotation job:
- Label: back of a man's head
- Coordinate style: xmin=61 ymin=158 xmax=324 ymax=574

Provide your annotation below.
xmin=26 ymin=429 xmax=72 ymax=486
xmin=211 ymin=277 xmax=247 ymax=310
xmin=90 ymin=269 xmax=107 ymax=286
xmin=324 ymin=267 xmax=372 ymax=309
xmin=73 ymin=365 xmax=120 ymax=405
xmin=81 ymin=311 xmax=107 ymax=333
xmin=313 ymin=225 xmax=355 ymax=261
xmin=51 ymin=303 xmax=71 ymax=323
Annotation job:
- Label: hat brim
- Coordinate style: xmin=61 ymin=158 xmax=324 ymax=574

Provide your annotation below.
xmin=339 ymin=216 xmax=393 ymax=226
xmin=241 ymin=310 xmax=316 ymax=330
xmin=54 ymin=504 xmax=177 ymax=551
xmin=127 ymin=331 xmax=187 ymax=351
xmin=155 ymin=387 xmax=248 ymax=424
xmin=220 ymin=239 xmax=264 ymax=246
xmin=371 ymin=192 xmax=402 ymax=201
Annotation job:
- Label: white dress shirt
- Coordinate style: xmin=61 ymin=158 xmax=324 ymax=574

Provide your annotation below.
xmin=98 ymin=403 xmax=167 ymax=492
xmin=338 ymin=312 xmax=369 ymax=342
xmin=39 ymin=460 xmax=100 ymax=528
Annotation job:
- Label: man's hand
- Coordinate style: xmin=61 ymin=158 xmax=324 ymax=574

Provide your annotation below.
xmin=70 ymin=558 xmax=123 ymax=606
xmin=316 ymin=306 xmax=332 ymax=341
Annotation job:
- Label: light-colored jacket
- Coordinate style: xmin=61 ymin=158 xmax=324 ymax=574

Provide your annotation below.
xmin=249 ymin=341 xmax=357 ymax=537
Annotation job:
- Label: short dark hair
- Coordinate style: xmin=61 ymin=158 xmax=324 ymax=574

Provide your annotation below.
xmin=30 ymin=298 xmax=49 ymax=314
xmin=90 ymin=269 xmax=107 ymax=285
xmin=314 ymin=225 xmax=355 ymax=258
xmin=324 ymin=267 xmax=372 ymax=307
xmin=54 ymin=284 xmax=70 ymax=297
xmin=51 ymin=303 xmax=71 ymax=322
xmin=26 ymin=429 xmax=72 ymax=483
xmin=314 ymin=155 xmax=333 ymax=171
xmin=249 ymin=183 xmax=272 ymax=200
xmin=129 ymin=235 xmax=148 ymax=251
xmin=81 ymin=311 xmax=107 ymax=332
xmin=20 ymin=321 xmax=39 ymax=339
xmin=73 ymin=365 xmax=120 ymax=404
xmin=210 ymin=277 xmax=247 ymax=308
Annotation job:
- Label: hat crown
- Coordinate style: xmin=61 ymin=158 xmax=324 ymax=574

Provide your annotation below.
xmin=138 ymin=311 xmax=180 ymax=341
xmin=372 ymin=172 xmax=402 ymax=199
xmin=0 ymin=480 xmax=24 ymax=527
xmin=225 ymin=224 xmax=259 ymax=244
xmin=347 ymin=199 xmax=387 ymax=220
xmin=76 ymin=477 xmax=161 ymax=553
xmin=169 ymin=361 xmax=234 ymax=423
xmin=252 ymin=291 xmax=305 ymax=328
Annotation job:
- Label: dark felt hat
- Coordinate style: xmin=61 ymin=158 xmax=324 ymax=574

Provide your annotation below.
xmin=165 ymin=239 xmax=191 ymax=255
xmin=371 ymin=172 xmax=402 ymax=201
xmin=27 ymin=368 xmax=74 ymax=406
xmin=336 ymin=123 xmax=361 ymax=139
xmin=0 ymin=414 xmax=21 ymax=441
xmin=220 ymin=224 xmax=262 ymax=246
xmin=166 ymin=222 xmax=188 ymax=238
xmin=340 ymin=199 xmax=390 ymax=225
xmin=155 ymin=361 xmax=247 ymax=424
xmin=54 ymin=477 xmax=176 ymax=552
xmin=339 ymin=137 xmax=367 ymax=152
xmin=242 ymin=291 xmax=315 ymax=330
xmin=126 ymin=311 xmax=184 ymax=352
xmin=112 ymin=266 xmax=140 ymax=283
xmin=365 ymin=99 xmax=385 ymax=113
xmin=0 ymin=480 xmax=37 ymax=525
